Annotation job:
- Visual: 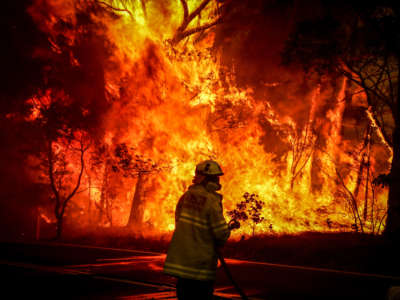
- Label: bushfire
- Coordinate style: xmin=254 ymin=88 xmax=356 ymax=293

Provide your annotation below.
xmin=24 ymin=0 xmax=391 ymax=238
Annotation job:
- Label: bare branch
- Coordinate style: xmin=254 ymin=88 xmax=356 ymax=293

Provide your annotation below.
xmin=339 ymin=62 xmax=394 ymax=149
xmin=345 ymin=63 xmax=386 ymax=100
xmin=385 ymin=59 xmax=395 ymax=107
xmin=61 ymin=138 xmax=89 ymax=217
xmin=336 ymin=168 xmax=364 ymax=233
xmin=47 ymin=140 xmax=60 ymax=205
xmin=173 ymin=18 xmax=222 ymax=44
xmin=171 ymin=0 xmax=221 ymax=45
xmin=179 ymin=0 xmax=189 ymax=24
xmin=186 ymin=0 xmax=212 ymax=28
xmin=95 ymin=0 xmax=133 ymax=18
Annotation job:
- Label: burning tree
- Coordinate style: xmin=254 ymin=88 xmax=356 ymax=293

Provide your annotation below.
xmin=334 ymin=164 xmax=387 ymax=235
xmin=45 ymin=133 xmax=90 ymax=239
xmin=95 ymin=0 xmax=224 ymax=46
xmin=289 ymin=121 xmax=318 ymax=190
xmin=30 ymin=90 xmax=92 ymax=239
xmin=112 ymin=143 xmax=163 ymax=229
xmin=283 ymin=1 xmax=400 ymax=239
xmin=87 ymin=143 xmax=117 ymax=227
xmin=20 ymin=2 xmax=114 ymax=238
xmin=315 ymin=121 xmax=389 ymax=234
xmin=227 ymin=192 xmax=265 ymax=236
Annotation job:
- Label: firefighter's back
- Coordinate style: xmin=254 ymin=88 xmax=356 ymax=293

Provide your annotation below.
xmin=164 ymin=183 xmax=229 ymax=281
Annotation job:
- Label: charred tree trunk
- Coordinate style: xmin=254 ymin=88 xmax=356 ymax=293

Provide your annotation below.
xmin=363 ymin=128 xmax=372 ymax=221
xmin=106 ymin=193 xmax=113 ymax=227
xmin=87 ymin=173 xmax=93 ymax=224
xmin=384 ymin=69 xmax=400 ymax=241
xmin=97 ymin=162 xmax=114 ymax=226
xmin=127 ymin=171 xmax=145 ymax=228
xmin=354 ymin=126 xmax=371 ymax=201
xmin=311 ymin=150 xmax=324 ymax=193
xmin=97 ymin=168 xmax=108 ymax=225
xmin=54 ymin=196 xmax=67 ymax=240
xmin=353 ymin=155 xmax=365 ymax=200
xmin=56 ymin=216 xmax=63 ymax=240
xmin=385 ymin=126 xmax=400 ymax=240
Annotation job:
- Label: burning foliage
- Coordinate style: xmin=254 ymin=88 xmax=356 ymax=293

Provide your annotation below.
xmin=1 ymin=0 xmax=397 ymax=239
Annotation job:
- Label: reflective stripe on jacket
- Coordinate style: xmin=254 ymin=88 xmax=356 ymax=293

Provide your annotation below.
xmin=163 ymin=183 xmax=230 ymax=281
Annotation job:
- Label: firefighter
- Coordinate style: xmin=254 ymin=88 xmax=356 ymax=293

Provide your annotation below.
xmin=164 ymin=160 xmax=231 ymax=300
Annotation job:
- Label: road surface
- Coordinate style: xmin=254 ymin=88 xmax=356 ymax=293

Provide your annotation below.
xmin=1 ymin=242 xmax=399 ymax=299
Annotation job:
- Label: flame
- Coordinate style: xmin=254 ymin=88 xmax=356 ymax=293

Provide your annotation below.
xmin=26 ymin=0 xmax=390 ymax=236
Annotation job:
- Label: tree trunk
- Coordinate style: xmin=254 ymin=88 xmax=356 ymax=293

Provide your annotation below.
xmin=363 ymin=131 xmax=371 ymax=221
xmin=127 ymin=171 xmax=145 ymax=228
xmin=106 ymin=195 xmax=113 ymax=227
xmin=311 ymin=150 xmax=324 ymax=193
xmin=97 ymin=166 xmax=108 ymax=225
xmin=384 ymin=64 xmax=400 ymax=241
xmin=353 ymin=154 xmax=365 ymax=200
xmin=385 ymin=145 xmax=400 ymax=239
xmin=56 ymin=216 xmax=63 ymax=240
xmin=354 ymin=125 xmax=371 ymax=203
xmin=385 ymin=122 xmax=400 ymax=240
xmin=88 ymin=175 xmax=92 ymax=224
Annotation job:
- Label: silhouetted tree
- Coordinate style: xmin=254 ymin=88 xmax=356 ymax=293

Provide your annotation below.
xmin=31 ymin=89 xmax=93 ymax=239
xmin=227 ymin=192 xmax=265 ymax=236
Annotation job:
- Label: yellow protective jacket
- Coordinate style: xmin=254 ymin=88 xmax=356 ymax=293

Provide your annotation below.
xmin=163 ymin=183 xmax=230 ymax=281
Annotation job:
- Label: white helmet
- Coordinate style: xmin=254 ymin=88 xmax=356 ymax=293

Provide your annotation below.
xmin=195 ymin=160 xmax=224 ymax=176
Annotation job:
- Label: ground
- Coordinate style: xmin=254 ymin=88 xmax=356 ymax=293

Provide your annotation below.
xmin=1 ymin=235 xmax=400 ymax=299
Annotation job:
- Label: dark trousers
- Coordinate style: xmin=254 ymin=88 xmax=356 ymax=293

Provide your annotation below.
xmin=176 ymin=277 xmax=214 ymax=300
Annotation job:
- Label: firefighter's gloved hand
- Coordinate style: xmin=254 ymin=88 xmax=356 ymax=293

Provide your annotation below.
xmin=228 ymin=219 xmax=240 ymax=231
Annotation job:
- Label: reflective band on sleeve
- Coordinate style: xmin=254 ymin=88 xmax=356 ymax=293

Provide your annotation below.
xmin=179 ymin=215 xmax=208 ymax=229
xmin=211 ymin=220 xmax=226 ymax=229
xmin=164 ymin=268 xmax=214 ymax=281
xmin=213 ymin=223 xmax=229 ymax=233
xmin=180 ymin=212 xmax=208 ymax=226
xmin=164 ymin=262 xmax=215 ymax=274
xmin=164 ymin=262 xmax=216 ymax=281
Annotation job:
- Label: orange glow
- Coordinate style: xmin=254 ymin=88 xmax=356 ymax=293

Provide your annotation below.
xmin=27 ymin=0 xmax=390 ymax=236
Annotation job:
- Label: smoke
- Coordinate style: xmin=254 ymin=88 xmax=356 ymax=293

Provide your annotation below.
xmin=215 ymin=1 xmax=327 ymax=119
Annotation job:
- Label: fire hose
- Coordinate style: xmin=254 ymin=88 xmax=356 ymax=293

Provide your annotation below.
xmin=216 ymin=219 xmax=249 ymax=300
